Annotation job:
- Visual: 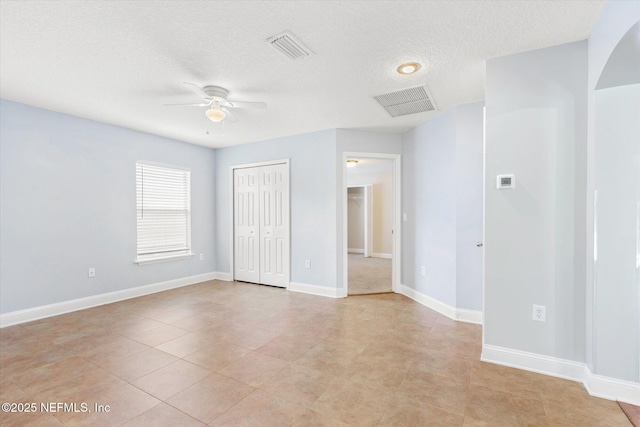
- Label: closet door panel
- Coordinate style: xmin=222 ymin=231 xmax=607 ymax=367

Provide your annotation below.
xmin=234 ymin=168 xmax=260 ymax=283
xmin=259 ymin=164 xmax=289 ymax=287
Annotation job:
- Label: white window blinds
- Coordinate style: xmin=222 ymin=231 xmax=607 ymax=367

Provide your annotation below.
xmin=136 ymin=162 xmax=192 ymax=263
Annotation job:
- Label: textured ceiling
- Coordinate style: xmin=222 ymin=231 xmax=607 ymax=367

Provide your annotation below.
xmin=0 ymin=1 xmax=606 ymax=148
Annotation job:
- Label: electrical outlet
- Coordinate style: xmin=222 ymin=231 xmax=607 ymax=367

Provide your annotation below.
xmin=88 ymin=268 xmax=96 ymax=278
xmin=420 ymin=266 xmax=426 ymax=276
xmin=305 ymin=260 xmax=311 ymax=269
xmin=199 ymin=253 xmax=204 ymax=261
xmin=532 ymin=305 xmax=546 ymax=322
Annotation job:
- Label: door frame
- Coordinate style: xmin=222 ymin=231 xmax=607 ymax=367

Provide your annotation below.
xmin=342 ymin=152 xmax=401 ymax=297
xmin=482 ymin=106 xmax=486 ymax=342
xmin=230 ymin=158 xmax=290 ymax=286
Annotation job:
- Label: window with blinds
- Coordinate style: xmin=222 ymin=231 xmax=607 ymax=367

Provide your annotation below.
xmin=136 ymin=161 xmax=192 ymax=263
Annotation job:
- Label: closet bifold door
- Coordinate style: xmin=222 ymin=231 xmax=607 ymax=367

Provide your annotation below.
xmin=259 ymin=164 xmax=289 ymax=287
xmin=234 ymin=167 xmax=260 ymax=283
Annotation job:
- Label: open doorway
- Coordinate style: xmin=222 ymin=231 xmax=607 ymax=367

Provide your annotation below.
xmin=345 ymin=156 xmax=396 ymax=295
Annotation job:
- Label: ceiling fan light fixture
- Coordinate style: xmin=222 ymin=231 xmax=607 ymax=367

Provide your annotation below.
xmin=206 ymin=106 xmax=225 ymax=122
xmin=397 ymin=62 xmax=421 ymax=75
xmin=346 ymin=159 xmax=359 ymax=168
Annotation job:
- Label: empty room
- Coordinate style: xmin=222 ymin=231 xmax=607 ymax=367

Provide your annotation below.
xmin=1 ymin=1 xmax=638 ymax=426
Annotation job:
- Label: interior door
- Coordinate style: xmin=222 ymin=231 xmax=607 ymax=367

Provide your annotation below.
xmin=234 ymin=168 xmax=260 ymax=283
xmin=259 ymin=164 xmax=289 ymax=287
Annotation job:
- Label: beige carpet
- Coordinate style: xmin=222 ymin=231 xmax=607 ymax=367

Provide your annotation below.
xmin=348 ymin=253 xmax=392 ymax=295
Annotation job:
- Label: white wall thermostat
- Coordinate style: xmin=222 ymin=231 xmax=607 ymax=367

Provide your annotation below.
xmin=496 ymin=174 xmax=515 ymax=189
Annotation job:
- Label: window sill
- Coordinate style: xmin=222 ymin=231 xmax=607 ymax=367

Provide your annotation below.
xmin=135 ymin=253 xmax=194 ymax=265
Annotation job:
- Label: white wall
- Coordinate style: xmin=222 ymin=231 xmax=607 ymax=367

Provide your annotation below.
xmin=484 ymin=41 xmax=588 ymax=361
xmin=214 ymin=130 xmax=337 ymax=289
xmin=592 ymin=84 xmax=640 ymax=382
xmin=401 ymin=102 xmax=484 ymax=311
xmin=402 ymin=110 xmax=458 ymax=307
xmin=216 ymin=129 xmax=402 ymax=293
xmin=587 ymin=2 xmax=640 ymax=383
xmin=455 ymin=103 xmax=484 ymax=311
xmin=347 ymin=187 xmax=364 ymax=251
xmin=0 ymin=99 xmax=216 ymax=314
xmin=348 ymin=169 xmax=393 ymax=255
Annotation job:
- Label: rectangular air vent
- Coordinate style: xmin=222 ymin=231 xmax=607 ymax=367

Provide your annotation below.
xmin=373 ymin=86 xmax=436 ymax=117
xmin=266 ymin=31 xmax=313 ymax=60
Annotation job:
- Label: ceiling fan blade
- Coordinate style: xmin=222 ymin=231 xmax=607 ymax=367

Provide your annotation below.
xmin=164 ymin=102 xmax=211 ymax=107
xmin=228 ymin=101 xmax=267 ymax=110
xmin=222 ymin=108 xmax=239 ymax=122
xmin=182 ymin=82 xmax=210 ymax=99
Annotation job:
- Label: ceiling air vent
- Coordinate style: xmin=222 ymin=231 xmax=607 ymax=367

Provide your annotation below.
xmin=373 ymin=85 xmax=436 ymax=117
xmin=266 ymin=31 xmax=313 ymax=60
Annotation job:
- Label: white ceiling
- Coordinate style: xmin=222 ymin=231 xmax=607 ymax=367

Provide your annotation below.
xmin=0 ymin=1 xmax=606 ymax=148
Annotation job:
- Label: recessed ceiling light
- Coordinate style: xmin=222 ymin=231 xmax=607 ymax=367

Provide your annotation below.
xmin=397 ymin=62 xmax=421 ymax=75
xmin=346 ymin=159 xmax=359 ymax=168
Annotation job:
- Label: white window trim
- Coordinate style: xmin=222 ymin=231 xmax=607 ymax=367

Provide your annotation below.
xmin=135 ymin=252 xmax=194 ymax=265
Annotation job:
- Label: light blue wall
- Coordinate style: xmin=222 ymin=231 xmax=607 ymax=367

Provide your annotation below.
xmin=587 ymin=1 xmax=640 ymax=383
xmin=0 ymin=84 xmax=488 ymax=327
xmin=455 ymin=102 xmax=484 ymax=311
xmin=401 ymin=103 xmax=484 ymax=311
xmin=214 ymin=130 xmax=337 ymax=288
xmin=0 ymin=99 xmax=216 ymax=314
xmin=484 ymin=41 xmax=588 ymax=362
xmin=592 ymin=84 xmax=640 ymax=382
xmin=215 ymin=128 xmax=402 ymax=292
xmin=402 ymin=110 xmax=457 ymax=307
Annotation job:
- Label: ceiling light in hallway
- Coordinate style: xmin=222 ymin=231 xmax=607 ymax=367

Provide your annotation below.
xmin=397 ymin=62 xmax=421 ymax=74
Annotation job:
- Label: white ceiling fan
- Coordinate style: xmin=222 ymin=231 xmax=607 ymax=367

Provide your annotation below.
xmin=166 ymin=82 xmax=267 ymax=123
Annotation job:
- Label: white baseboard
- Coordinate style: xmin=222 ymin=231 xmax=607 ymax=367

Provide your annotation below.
xmin=214 ymin=271 xmax=233 ymax=281
xmin=400 ymin=284 xmax=456 ymax=319
xmin=372 ymin=252 xmax=392 ymax=259
xmin=584 ymin=365 xmax=640 ymax=406
xmin=288 ymin=282 xmax=342 ymax=298
xmin=0 ymin=272 xmax=217 ymax=328
xmin=482 ymin=344 xmax=640 ymax=406
xmin=398 ymin=284 xmax=482 ymax=325
xmin=455 ymin=308 xmax=483 ymax=324
xmin=348 ymin=248 xmax=364 ymax=254
xmin=481 ymin=344 xmax=585 ymax=381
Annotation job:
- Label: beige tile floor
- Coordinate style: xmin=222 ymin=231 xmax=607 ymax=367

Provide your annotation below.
xmin=0 ymin=280 xmax=631 ymax=426
xmin=348 ymin=254 xmax=392 ymax=295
